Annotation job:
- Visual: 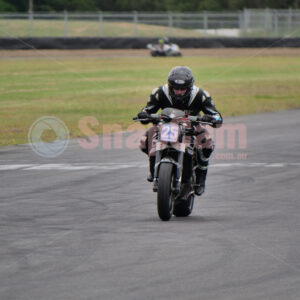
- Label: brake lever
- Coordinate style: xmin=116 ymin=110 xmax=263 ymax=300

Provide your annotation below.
xmin=133 ymin=117 xmax=150 ymax=122
xmin=133 ymin=116 xmax=161 ymax=123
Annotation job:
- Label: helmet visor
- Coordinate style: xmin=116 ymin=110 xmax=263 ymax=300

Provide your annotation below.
xmin=173 ymin=88 xmax=187 ymax=96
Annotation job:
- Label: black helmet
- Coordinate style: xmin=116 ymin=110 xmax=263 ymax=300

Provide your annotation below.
xmin=168 ymin=66 xmax=194 ymax=103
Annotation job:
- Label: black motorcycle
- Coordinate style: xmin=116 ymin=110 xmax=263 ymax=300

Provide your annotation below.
xmin=134 ymin=108 xmax=212 ymax=221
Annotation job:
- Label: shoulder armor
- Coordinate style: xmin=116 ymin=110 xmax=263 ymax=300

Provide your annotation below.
xmin=151 ymin=87 xmax=160 ymax=101
xmin=151 ymin=87 xmax=159 ymax=95
xmin=188 ymin=86 xmax=200 ymax=106
xmin=162 ymin=84 xmax=173 ymax=105
xmin=202 ymin=90 xmax=211 ymax=100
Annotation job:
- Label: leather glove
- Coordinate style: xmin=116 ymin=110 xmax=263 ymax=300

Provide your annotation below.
xmin=137 ymin=111 xmax=149 ymax=119
xmin=201 ymin=114 xmax=222 ymax=127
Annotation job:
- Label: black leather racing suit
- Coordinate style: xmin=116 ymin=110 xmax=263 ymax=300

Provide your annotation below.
xmin=139 ymin=84 xmax=223 ymax=182
xmin=140 ymin=84 xmax=222 ymax=125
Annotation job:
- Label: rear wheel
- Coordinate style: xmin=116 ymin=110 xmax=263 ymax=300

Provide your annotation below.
xmin=157 ymin=163 xmax=174 ymax=221
xmin=173 ymin=194 xmax=194 ymax=217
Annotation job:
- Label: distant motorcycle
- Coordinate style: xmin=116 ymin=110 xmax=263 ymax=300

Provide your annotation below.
xmin=146 ymin=43 xmax=182 ymax=57
xmin=134 ymin=108 xmax=212 ymax=221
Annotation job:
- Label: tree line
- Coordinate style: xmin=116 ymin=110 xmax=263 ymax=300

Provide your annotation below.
xmin=0 ymin=0 xmax=299 ymax=12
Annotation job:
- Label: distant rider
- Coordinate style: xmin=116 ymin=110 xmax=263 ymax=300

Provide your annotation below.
xmin=137 ymin=66 xmax=223 ymax=196
xmin=158 ymin=36 xmax=169 ymax=51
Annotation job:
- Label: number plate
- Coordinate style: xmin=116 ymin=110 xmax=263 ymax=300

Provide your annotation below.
xmin=160 ymin=124 xmax=179 ymax=143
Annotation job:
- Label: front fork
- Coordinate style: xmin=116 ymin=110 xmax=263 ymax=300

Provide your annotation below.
xmin=152 ymin=150 xmax=184 ymax=193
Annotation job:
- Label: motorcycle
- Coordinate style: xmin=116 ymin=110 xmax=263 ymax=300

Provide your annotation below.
xmin=134 ymin=108 xmax=212 ymax=221
xmin=146 ymin=43 xmax=182 ymax=57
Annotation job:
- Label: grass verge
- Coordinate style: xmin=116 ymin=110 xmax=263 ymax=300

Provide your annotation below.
xmin=1 ymin=53 xmax=300 ymax=146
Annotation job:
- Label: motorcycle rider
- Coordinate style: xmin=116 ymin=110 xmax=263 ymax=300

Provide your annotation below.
xmin=137 ymin=66 xmax=223 ymax=196
xmin=158 ymin=36 xmax=169 ymax=46
xmin=157 ymin=36 xmax=170 ymax=52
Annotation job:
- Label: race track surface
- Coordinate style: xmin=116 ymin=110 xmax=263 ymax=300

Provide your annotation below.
xmin=0 ymin=110 xmax=300 ymax=300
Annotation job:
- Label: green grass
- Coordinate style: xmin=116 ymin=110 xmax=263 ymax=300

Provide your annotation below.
xmin=1 ymin=54 xmax=300 ymax=146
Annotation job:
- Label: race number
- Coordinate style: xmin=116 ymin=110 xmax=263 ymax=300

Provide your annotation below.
xmin=160 ymin=124 xmax=179 ymax=143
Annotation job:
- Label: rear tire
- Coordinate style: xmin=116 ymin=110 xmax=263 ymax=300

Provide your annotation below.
xmin=157 ymin=163 xmax=174 ymax=221
xmin=173 ymin=194 xmax=194 ymax=217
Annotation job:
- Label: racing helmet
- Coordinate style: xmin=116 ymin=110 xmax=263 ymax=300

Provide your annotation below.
xmin=158 ymin=36 xmax=169 ymax=44
xmin=168 ymin=66 xmax=194 ymax=103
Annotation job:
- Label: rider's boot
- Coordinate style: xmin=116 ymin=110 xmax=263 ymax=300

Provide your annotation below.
xmin=194 ymin=167 xmax=207 ymax=196
xmin=147 ymin=156 xmax=155 ymax=182
xmin=194 ymin=148 xmax=213 ymax=196
xmin=176 ymin=179 xmax=193 ymax=201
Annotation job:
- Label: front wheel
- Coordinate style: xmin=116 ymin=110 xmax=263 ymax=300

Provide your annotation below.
xmin=157 ymin=163 xmax=174 ymax=221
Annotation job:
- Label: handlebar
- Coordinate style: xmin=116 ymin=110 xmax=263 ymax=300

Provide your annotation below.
xmin=133 ymin=114 xmax=213 ymax=126
xmin=132 ymin=113 xmax=164 ymax=122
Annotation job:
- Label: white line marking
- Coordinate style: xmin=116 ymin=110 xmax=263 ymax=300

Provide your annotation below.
xmin=0 ymin=162 xmax=299 ymax=171
xmin=265 ymin=163 xmax=286 ymax=167
xmin=0 ymin=164 xmax=33 ymax=170
xmin=0 ymin=163 xmax=147 ymax=171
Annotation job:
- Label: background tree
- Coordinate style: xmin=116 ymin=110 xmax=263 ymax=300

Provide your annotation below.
xmin=0 ymin=0 xmax=17 ymax=11
xmin=0 ymin=0 xmax=299 ymax=12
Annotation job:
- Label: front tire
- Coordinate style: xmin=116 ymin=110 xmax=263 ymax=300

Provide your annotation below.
xmin=157 ymin=163 xmax=174 ymax=221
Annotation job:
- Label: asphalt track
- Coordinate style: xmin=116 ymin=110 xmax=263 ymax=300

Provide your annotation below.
xmin=0 ymin=110 xmax=300 ymax=300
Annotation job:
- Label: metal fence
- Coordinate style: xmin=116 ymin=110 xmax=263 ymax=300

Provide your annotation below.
xmin=1 ymin=9 xmax=300 ymax=38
